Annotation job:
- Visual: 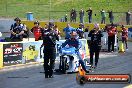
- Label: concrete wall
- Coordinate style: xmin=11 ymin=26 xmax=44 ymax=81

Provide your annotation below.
xmin=0 ymin=19 xmax=14 ymax=32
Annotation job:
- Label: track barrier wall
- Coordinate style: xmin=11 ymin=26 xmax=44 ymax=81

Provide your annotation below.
xmin=0 ymin=39 xmax=89 ymax=68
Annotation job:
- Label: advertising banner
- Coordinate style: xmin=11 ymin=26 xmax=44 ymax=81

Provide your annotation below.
xmin=128 ymin=28 xmax=132 ymax=41
xmin=23 ymin=41 xmax=43 ymax=63
xmin=1 ymin=39 xmax=89 ymax=66
xmin=3 ymin=43 xmax=23 ymax=66
xmin=0 ymin=43 xmax=3 ymax=68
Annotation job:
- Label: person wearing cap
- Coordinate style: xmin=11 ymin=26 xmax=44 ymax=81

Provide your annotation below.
xmin=63 ymin=23 xmax=75 ymax=39
xmin=107 ymin=23 xmax=117 ymax=52
xmin=10 ymin=17 xmax=25 ymax=41
xmin=40 ymin=22 xmax=59 ymax=78
xmin=88 ymin=23 xmax=103 ymax=69
xmin=121 ymin=25 xmax=128 ymax=50
xmin=76 ymin=23 xmax=84 ymax=39
xmin=61 ymin=31 xmax=90 ymax=73
xmin=31 ymin=21 xmax=43 ymax=41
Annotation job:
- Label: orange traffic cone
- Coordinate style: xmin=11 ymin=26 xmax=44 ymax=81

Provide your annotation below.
xmin=118 ymin=41 xmax=125 ymax=53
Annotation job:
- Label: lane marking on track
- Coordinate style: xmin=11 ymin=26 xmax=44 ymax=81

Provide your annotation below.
xmin=123 ymin=84 xmax=132 ymax=88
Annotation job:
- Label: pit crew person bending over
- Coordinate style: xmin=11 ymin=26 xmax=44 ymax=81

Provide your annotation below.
xmin=61 ymin=31 xmax=90 ymax=73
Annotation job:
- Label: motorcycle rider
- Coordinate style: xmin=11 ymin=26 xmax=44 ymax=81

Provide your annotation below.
xmin=61 ymin=31 xmax=90 ymax=73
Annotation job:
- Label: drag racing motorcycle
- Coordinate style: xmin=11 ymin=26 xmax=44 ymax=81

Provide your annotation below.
xmin=58 ymin=45 xmax=89 ymax=74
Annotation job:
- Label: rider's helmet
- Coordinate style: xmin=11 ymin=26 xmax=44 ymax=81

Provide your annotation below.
xmin=70 ymin=31 xmax=78 ymax=39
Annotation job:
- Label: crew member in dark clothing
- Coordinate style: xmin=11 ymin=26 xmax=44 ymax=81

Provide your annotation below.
xmin=86 ymin=7 xmax=92 ymax=23
xmin=10 ymin=17 xmax=25 ymax=41
xmin=70 ymin=8 xmax=77 ymax=22
xmin=88 ymin=23 xmax=103 ymax=68
xmin=107 ymin=23 xmax=117 ymax=52
xmin=108 ymin=10 xmax=114 ymax=23
xmin=126 ymin=10 xmax=131 ymax=25
xmin=40 ymin=22 xmax=59 ymax=78
xmin=64 ymin=14 xmax=68 ymax=22
xmin=76 ymin=23 xmax=84 ymax=39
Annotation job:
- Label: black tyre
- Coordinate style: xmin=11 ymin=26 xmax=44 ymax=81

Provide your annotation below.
xmin=62 ymin=57 xmax=67 ymax=74
xmin=59 ymin=56 xmax=67 ymax=74
xmin=79 ymin=76 xmax=86 ymax=85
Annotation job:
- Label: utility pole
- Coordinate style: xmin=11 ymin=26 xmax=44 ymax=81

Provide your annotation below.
xmin=5 ymin=0 xmax=7 ymax=13
xmin=49 ymin=0 xmax=51 ymax=21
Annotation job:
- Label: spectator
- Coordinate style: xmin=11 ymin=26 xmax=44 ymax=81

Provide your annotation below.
xmin=108 ymin=10 xmax=114 ymax=23
xmin=64 ymin=14 xmax=68 ymax=22
xmin=63 ymin=23 xmax=75 ymax=39
xmin=107 ymin=23 xmax=117 ymax=52
xmin=121 ymin=25 xmax=128 ymax=50
xmin=10 ymin=17 xmax=25 ymax=41
xmin=126 ymin=10 xmax=131 ymax=25
xmin=70 ymin=8 xmax=77 ymax=22
xmin=31 ymin=21 xmax=43 ymax=41
xmin=76 ymin=23 xmax=84 ymax=39
xmin=84 ymin=26 xmax=89 ymax=32
xmin=86 ymin=7 xmax=92 ymax=23
xmin=22 ymin=23 xmax=29 ymax=38
xmin=79 ymin=9 xmax=85 ymax=23
xmin=53 ymin=25 xmax=61 ymax=39
xmin=43 ymin=23 xmax=49 ymax=30
xmin=100 ymin=9 xmax=106 ymax=24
